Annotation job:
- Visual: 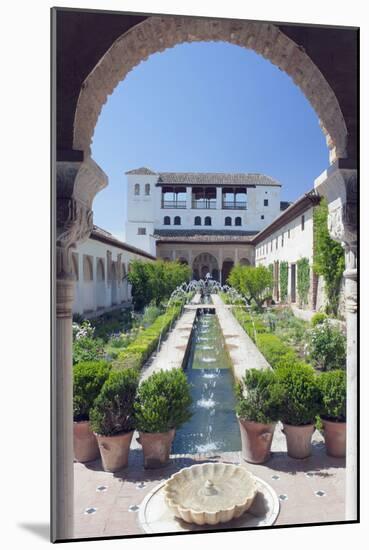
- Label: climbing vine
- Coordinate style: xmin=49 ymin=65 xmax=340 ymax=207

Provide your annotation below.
xmin=313 ymin=198 xmax=345 ymax=316
xmin=267 ymin=264 xmax=274 ymax=295
xmin=279 ymin=261 xmax=288 ymax=302
xmin=297 ymin=257 xmax=310 ymax=306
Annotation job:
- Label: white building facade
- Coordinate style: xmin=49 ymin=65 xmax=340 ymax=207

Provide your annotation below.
xmin=125 ymin=167 xmax=289 ymax=279
xmin=254 ymin=191 xmax=321 ymax=308
xmin=72 ymin=226 xmax=155 ymax=317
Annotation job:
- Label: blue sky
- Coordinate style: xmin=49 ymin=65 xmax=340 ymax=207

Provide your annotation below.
xmin=91 ymin=41 xmax=328 ymax=240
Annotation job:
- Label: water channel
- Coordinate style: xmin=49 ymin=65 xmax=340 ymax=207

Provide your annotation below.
xmin=172 ymin=310 xmax=241 ymax=454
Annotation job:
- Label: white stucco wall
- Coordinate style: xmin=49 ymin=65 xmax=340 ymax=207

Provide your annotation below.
xmin=255 ymin=206 xmax=315 ymax=305
xmin=72 ymin=236 xmax=153 ymax=316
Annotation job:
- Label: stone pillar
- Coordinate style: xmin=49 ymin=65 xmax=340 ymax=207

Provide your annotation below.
xmin=52 ymin=157 xmax=108 ymax=541
xmin=216 ymin=187 xmax=222 ymax=210
xmin=314 ymin=163 xmax=357 ymax=521
xmin=186 ymin=186 xmax=192 ymax=210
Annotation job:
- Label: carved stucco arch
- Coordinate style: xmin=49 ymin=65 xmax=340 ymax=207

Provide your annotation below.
xmin=74 ymin=15 xmax=348 ymax=161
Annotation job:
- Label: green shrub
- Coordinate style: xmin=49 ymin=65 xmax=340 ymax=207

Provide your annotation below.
xmin=309 ymin=320 xmax=346 ymax=371
xmin=276 ymin=363 xmax=321 ymax=425
xmin=72 ymin=336 xmax=105 ymax=365
xmin=73 ymin=360 xmax=111 ymax=421
xmin=297 ymin=257 xmax=310 ymax=306
xmin=318 ymin=370 xmax=346 ymax=421
xmin=229 ymin=265 xmax=273 ymax=309
xmin=256 ymin=333 xmax=300 ymax=370
xmin=279 ymin=261 xmax=289 ymax=302
xmin=90 ymin=368 xmax=139 ymax=436
xmin=236 ymin=368 xmax=283 ymax=424
xmin=134 ymin=369 xmax=192 ymax=433
xmin=311 ymin=312 xmax=328 ymax=327
xmin=113 ymin=305 xmax=181 ymax=371
xmin=313 ymin=198 xmax=345 ymax=316
xmin=128 ymin=259 xmax=191 ymax=310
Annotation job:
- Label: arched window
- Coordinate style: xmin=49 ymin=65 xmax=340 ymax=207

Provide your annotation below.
xmin=204 ymin=216 xmax=212 ymax=226
xmin=225 ymin=216 xmax=232 ymax=226
xmin=134 ymin=183 xmax=140 ymax=196
xmin=174 ymin=216 xmax=181 ymax=225
xmin=145 ymin=183 xmax=150 ymax=196
xmin=235 ymin=217 xmax=242 ymax=226
xmin=194 ymin=216 xmax=201 ymax=226
xmin=164 ymin=216 xmax=171 ymax=225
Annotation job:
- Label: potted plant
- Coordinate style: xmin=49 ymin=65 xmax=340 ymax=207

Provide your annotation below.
xmin=134 ymin=369 xmax=192 ymax=468
xmin=276 ymin=363 xmax=321 ymax=459
xmin=318 ymin=370 xmax=346 ymax=457
xmin=73 ymin=360 xmax=111 ymax=462
xmin=236 ymin=368 xmax=282 ymax=464
xmin=90 ymin=368 xmax=139 ymax=472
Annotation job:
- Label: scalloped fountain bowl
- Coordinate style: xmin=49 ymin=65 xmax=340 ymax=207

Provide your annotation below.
xmin=164 ymin=462 xmax=258 ymax=525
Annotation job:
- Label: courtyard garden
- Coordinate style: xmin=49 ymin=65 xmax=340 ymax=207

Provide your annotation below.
xmin=72 ymin=258 xmax=347 ymax=537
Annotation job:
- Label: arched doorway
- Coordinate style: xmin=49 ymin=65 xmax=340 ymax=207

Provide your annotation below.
xmin=222 ymin=258 xmax=234 ymax=284
xmin=192 ymin=253 xmax=219 ymax=281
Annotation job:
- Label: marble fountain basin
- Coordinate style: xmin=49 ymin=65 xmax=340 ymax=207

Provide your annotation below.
xmin=164 ymin=462 xmax=257 ymax=525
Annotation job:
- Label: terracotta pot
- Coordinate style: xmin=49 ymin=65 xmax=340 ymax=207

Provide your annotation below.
xmin=73 ymin=420 xmax=100 ymax=463
xmin=322 ymin=419 xmax=346 ymax=458
xmin=238 ymin=418 xmax=276 ymax=464
xmin=94 ymin=431 xmax=133 ymax=472
xmin=282 ymin=423 xmax=315 ymax=459
xmin=137 ymin=428 xmax=175 ymax=469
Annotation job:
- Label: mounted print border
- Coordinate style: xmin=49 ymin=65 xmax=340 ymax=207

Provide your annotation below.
xmin=51 ymin=6 xmax=359 ymax=543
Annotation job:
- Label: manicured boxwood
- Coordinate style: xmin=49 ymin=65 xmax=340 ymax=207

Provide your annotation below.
xmin=318 ymin=370 xmax=346 ymax=422
xmin=113 ymin=305 xmax=181 ymax=371
xmin=134 ymin=369 xmax=192 ymax=433
xmin=275 ymin=363 xmax=321 ymax=426
xmin=256 ymin=333 xmax=300 ymax=370
xmin=73 ymin=360 xmax=111 ymax=421
xmin=89 ymin=368 xmax=139 ymax=436
xmin=236 ymin=368 xmax=283 ymax=424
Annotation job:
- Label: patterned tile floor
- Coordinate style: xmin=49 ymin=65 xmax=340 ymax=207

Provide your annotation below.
xmin=74 ymin=443 xmax=345 ymax=539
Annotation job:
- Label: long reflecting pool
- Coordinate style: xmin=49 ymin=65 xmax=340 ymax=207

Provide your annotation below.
xmin=172 ymin=311 xmax=241 ymax=454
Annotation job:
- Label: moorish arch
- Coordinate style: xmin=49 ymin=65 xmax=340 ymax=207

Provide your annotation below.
xmin=74 ymin=16 xmax=348 ymax=162
xmin=240 ymin=257 xmax=251 ymax=266
xmin=192 ymin=252 xmax=219 ymax=281
xmin=222 ymin=257 xmax=234 ymax=284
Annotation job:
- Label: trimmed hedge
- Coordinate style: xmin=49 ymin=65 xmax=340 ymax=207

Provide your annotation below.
xmin=113 ymin=305 xmax=182 ymax=371
xmin=318 ymin=370 xmax=346 ymax=421
xmin=256 ymin=333 xmax=301 ymax=370
xmin=73 ymin=360 xmax=111 ymax=421
xmin=134 ymin=369 xmax=192 ymax=433
xmin=276 ymin=363 xmax=321 ymax=425
xmin=90 ymin=368 xmax=139 ymax=436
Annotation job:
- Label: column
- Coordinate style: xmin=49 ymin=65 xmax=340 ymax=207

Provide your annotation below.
xmin=216 ymin=187 xmax=222 ymax=210
xmin=343 ymin=243 xmax=357 ymax=520
xmin=314 ymin=163 xmax=357 ymax=521
xmin=52 ymin=157 xmax=108 ymax=541
xmin=186 ymin=186 xmax=192 ymax=210
xmin=53 ymin=265 xmax=75 ymax=540
xmin=234 ymin=248 xmax=239 ymax=265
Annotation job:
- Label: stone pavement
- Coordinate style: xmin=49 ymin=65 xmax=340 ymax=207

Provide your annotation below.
xmin=74 ymin=444 xmax=345 ymax=539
